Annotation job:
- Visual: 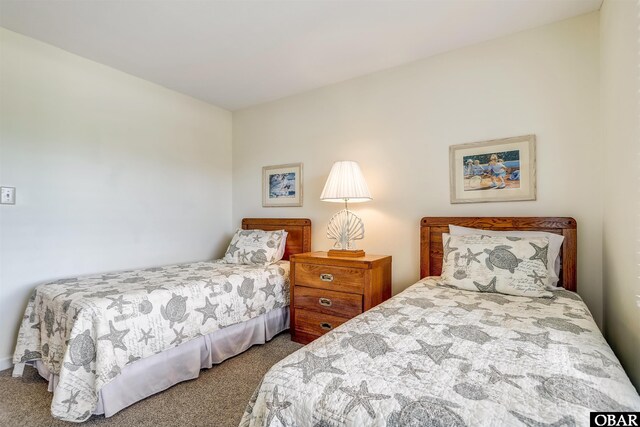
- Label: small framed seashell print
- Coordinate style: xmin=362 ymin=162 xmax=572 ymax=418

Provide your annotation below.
xmin=262 ymin=163 xmax=303 ymax=207
xmin=449 ymin=135 xmax=536 ymax=204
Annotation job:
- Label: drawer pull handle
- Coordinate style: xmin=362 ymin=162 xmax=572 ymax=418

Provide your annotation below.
xmin=320 ymin=273 xmax=334 ymax=282
xmin=320 ymin=322 xmax=333 ymax=330
xmin=318 ymin=297 xmax=332 ymax=307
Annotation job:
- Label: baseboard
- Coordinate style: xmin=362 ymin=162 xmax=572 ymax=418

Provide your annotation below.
xmin=0 ymin=356 xmax=13 ymax=372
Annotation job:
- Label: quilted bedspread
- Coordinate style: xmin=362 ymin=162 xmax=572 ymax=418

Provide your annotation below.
xmin=241 ymin=278 xmax=640 ymax=427
xmin=13 ymin=260 xmax=290 ymax=422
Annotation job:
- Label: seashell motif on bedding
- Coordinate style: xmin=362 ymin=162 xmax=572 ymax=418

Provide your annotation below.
xmin=326 ymin=209 xmax=365 ymax=250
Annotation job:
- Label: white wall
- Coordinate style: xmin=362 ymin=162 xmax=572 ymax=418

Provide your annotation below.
xmin=233 ymin=13 xmax=602 ymax=323
xmin=0 ymin=28 xmax=233 ymax=369
xmin=601 ymin=0 xmax=640 ymax=390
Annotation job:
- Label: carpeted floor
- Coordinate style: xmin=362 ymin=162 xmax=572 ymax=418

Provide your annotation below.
xmin=0 ymin=332 xmax=302 ymax=427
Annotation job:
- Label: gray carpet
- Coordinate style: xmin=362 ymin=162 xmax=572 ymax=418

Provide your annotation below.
xmin=0 ymin=332 xmax=302 ymax=427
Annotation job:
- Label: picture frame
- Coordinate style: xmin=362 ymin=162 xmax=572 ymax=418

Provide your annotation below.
xmin=449 ymin=135 xmax=536 ymax=204
xmin=262 ymin=163 xmax=303 ymax=207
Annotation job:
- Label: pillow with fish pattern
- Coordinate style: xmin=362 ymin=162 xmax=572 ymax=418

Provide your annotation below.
xmin=440 ymin=233 xmax=552 ymax=297
xmin=223 ymin=229 xmax=287 ymax=265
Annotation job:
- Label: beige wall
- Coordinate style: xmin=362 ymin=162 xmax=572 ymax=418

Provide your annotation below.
xmin=233 ymin=13 xmax=602 ymax=323
xmin=601 ymin=0 xmax=640 ymax=390
xmin=0 ymin=28 xmax=233 ymax=368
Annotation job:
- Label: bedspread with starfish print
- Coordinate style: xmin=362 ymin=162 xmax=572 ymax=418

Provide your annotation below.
xmin=13 ymin=260 xmax=290 ymax=422
xmin=240 ymin=277 xmax=640 ymax=427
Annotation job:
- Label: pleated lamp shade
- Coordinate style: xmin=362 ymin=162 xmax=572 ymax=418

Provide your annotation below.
xmin=320 ymin=161 xmax=372 ymax=203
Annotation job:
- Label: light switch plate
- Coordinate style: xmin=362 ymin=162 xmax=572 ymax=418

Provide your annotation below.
xmin=1 ymin=187 xmax=16 ymax=204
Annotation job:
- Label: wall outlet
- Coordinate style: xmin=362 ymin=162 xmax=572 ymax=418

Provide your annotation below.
xmin=1 ymin=187 xmax=16 ymax=205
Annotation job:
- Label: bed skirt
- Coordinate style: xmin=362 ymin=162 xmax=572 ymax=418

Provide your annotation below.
xmin=33 ymin=306 xmax=289 ymax=418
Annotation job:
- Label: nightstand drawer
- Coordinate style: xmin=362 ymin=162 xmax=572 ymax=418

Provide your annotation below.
xmin=295 ymin=309 xmax=350 ymax=337
xmin=294 ymin=286 xmax=362 ymax=318
xmin=294 ymin=263 xmax=365 ymax=294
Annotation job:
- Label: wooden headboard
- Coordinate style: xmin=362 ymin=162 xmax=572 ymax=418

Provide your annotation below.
xmin=242 ymin=218 xmax=311 ymax=260
xmin=420 ymin=217 xmax=577 ymax=291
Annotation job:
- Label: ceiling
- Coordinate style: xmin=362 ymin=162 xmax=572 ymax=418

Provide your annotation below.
xmin=0 ymin=0 xmax=601 ymax=110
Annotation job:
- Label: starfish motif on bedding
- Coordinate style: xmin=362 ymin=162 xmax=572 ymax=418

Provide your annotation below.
xmin=98 ymin=321 xmax=130 ymax=351
xmin=414 ymin=318 xmax=436 ymax=329
xmin=443 ymin=237 xmax=458 ymax=262
xmin=462 ymin=248 xmax=482 ymax=266
xmin=511 ymin=331 xmax=563 ymax=349
xmin=409 ymin=340 xmax=465 ymax=365
xmin=85 ymin=289 xmax=119 ymax=299
xmin=126 ymin=355 xmax=141 ymax=365
xmin=54 ymin=320 xmax=64 ymax=336
xmin=195 ymin=297 xmax=219 ymax=325
xmin=473 ymin=277 xmax=497 ymax=293
xmin=226 ymin=242 xmax=240 ymax=257
xmin=527 ymin=270 xmax=547 ymax=287
xmin=443 ymin=310 xmax=464 ymax=319
xmin=204 ymin=280 xmax=217 ymax=292
xmin=170 ymin=327 xmax=188 ymax=346
xmin=106 ymin=295 xmax=132 ymax=314
xmin=54 ymin=288 xmax=85 ymax=300
xmin=61 ymin=390 xmax=80 ymax=413
xmin=528 ymin=242 xmax=549 ymax=268
xmin=138 ymin=328 xmax=154 ymax=345
xmin=453 ymin=301 xmax=485 ymax=312
xmin=143 ymin=283 xmax=168 ymax=294
xmin=259 ymin=281 xmax=277 ymax=299
xmin=265 ymin=386 xmax=291 ymax=425
xmin=283 ymin=351 xmax=345 ymax=383
xmin=244 ymin=302 xmax=256 ymax=317
xmin=481 ymin=365 xmax=524 ymax=389
xmin=395 ymin=362 xmax=426 ymax=380
xmin=497 ymin=313 xmax=525 ymax=322
xmin=506 ymin=347 xmax=537 ymax=360
xmin=339 ymin=380 xmax=390 ymax=418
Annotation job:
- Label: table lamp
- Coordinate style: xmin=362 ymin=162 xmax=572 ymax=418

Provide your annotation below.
xmin=320 ymin=160 xmax=372 ymax=257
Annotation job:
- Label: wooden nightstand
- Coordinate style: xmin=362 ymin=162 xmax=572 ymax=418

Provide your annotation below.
xmin=289 ymin=251 xmax=392 ymax=344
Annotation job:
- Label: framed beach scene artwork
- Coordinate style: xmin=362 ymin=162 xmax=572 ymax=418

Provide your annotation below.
xmin=262 ymin=163 xmax=303 ymax=207
xmin=449 ymin=135 xmax=536 ymax=204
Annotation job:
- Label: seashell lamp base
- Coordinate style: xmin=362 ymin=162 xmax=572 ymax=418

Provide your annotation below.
xmin=326 ymin=208 xmax=366 ymax=257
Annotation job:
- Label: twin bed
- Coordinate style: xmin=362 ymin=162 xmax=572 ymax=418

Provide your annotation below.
xmin=241 ymin=217 xmax=640 ymax=426
xmin=12 ymin=216 xmax=640 ymax=425
xmin=12 ymin=218 xmax=311 ymax=422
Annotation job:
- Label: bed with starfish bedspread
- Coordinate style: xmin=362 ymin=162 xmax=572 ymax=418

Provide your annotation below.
xmin=12 ymin=259 xmax=291 ymax=422
xmin=240 ymin=277 xmax=640 ymax=427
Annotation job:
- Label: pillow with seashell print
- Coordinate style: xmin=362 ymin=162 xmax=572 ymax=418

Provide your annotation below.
xmin=223 ymin=228 xmax=288 ymax=265
xmin=440 ymin=233 xmax=552 ymax=297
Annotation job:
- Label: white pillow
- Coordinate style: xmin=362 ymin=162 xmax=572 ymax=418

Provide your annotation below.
xmin=223 ymin=229 xmax=287 ymax=265
xmin=441 ymin=233 xmax=552 ymax=297
xmin=449 ymin=225 xmax=564 ymax=287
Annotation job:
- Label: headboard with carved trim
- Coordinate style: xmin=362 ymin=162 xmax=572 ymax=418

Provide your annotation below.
xmin=420 ymin=217 xmax=577 ymax=291
xmin=242 ymin=218 xmax=311 ymax=260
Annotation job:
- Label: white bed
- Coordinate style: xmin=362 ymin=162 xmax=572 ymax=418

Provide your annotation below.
xmin=240 ymin=217 xmax=640 ymax=427
xmin=11 ymin=218 xmax=311 ymax=422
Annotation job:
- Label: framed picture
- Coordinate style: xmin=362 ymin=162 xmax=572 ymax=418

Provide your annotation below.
xmin=449 ymin=135 xmax=536 ymax=204
xmin=262 ymin=163 xmax=303 ymax=207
